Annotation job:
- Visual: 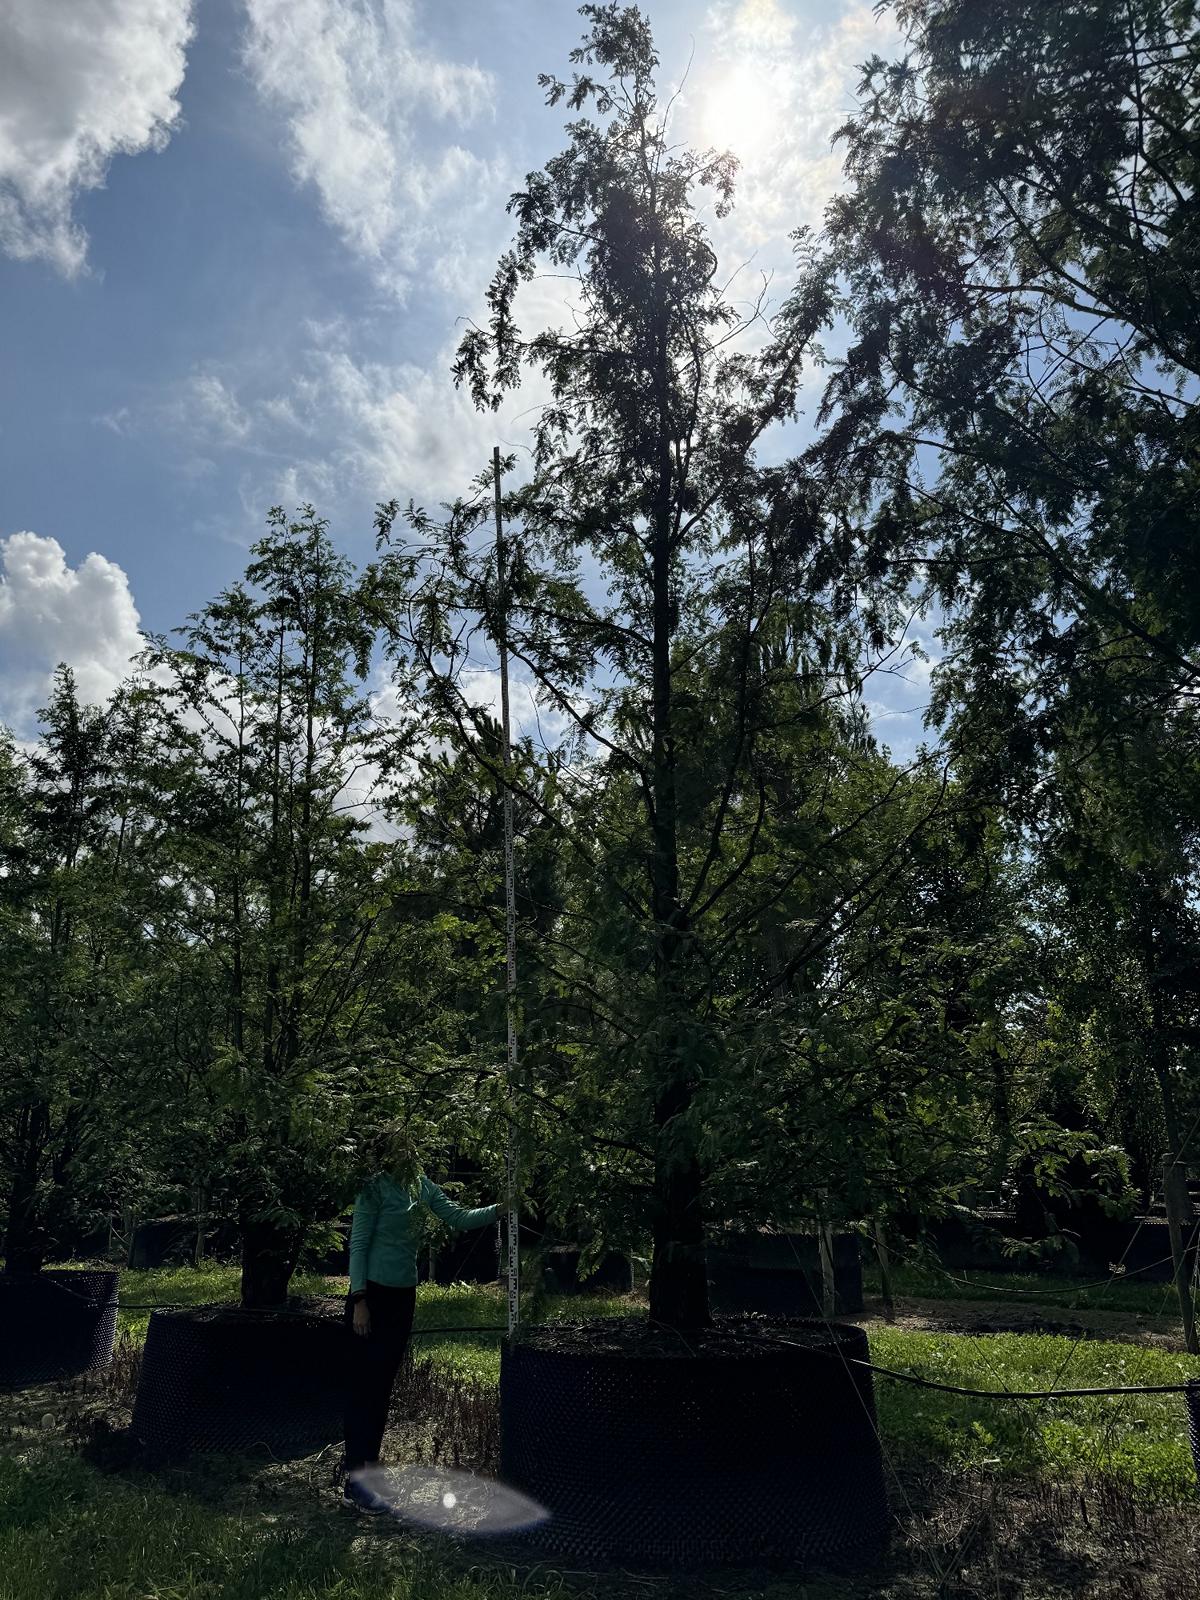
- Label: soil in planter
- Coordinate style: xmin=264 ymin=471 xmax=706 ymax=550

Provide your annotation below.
xmin=517 ymin=1311 xmax=842 ymax=1357
xmin=163 ymin=1296 xmax=344 ymax=1325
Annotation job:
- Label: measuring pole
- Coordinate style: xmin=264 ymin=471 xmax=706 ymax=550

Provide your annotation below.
xmin=494 ymin=445 xmax=520 ymax=1336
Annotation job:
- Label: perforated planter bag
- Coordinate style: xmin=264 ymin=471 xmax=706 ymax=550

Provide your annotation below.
xmin=0 ymin=1270 xmax=118 ymax=1389
xmin=499 ymin=1317 xmax=890 ymax=1569
xmin=709 ymin=1234 xmax=864 ymax=1316
xmin=541 ymin=1247 xmax=634 ymax=1296
xmin=131 ymin=1300 xmax=346 ymax=1459
xmin=709 ymin=1261 xmax=824 ymax=1317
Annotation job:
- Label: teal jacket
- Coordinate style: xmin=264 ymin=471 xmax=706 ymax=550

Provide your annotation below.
xmin=348 ymin=1173 xmax=499 ymax=1293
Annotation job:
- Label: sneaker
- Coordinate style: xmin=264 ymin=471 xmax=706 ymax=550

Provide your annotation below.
xmin=342 ymin=1476 xmax=388 ymax=1514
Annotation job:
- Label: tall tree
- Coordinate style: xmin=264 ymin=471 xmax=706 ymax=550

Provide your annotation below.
xmin=803 ymin=0 xmax=1198 ymax=792
xmin=0 ymin=672 xmax=166 ymax=1272
xmin=150 ymin=508 xmax=460 ymax=1306
xmin=805 ymin=0 xmax=1200 ymax=1165
xmin=375 ymin=4 xmax=940 ymax=1327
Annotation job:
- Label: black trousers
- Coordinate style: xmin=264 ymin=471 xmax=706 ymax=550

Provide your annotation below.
xmin=343 ymin=1281 xmax=416 ymax=1472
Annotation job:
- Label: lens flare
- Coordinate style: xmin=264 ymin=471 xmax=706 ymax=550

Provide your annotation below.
xmin=702 ymin=62 xmax=773 ymax=160
xmin=354 ymin=1465 xmax=549 ymax=1536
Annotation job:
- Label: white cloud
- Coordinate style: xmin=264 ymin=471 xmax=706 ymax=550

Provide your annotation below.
xmin=242 ymin=0 xmax=503 ymax=297
xmin=165 ymin=293 xmax=567 ymax=513
xmin=458 ymin=666 xmax=577 ymax=752
xmin=0 ymin=0 xmax=195 ymax=276
xmin=281 ymin=341 xmax=514 ymax=503
xmin=691 ymin=1 xmax=900 ymax=275
xmin=181 ymin=371 xmax=252 ymax=444
xmin=0 ymin=532 xmax=145 ymax=728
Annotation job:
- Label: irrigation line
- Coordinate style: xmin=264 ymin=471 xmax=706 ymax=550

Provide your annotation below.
xmin=39 ymin=1275 xmax=1200 ymax=1392
xmin=774 ymin=1215 xmax=1192 ymax=1587
xmin=747 ymin=1333 xmax=1197 ymax=1400
xmin=932 ymin=1252 xmax=1181 ymax=1297
xmin=918 ymin=1117 xmax=1200 ymax=1581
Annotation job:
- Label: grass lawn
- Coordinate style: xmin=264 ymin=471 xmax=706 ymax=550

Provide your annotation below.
xmin=863 ymin=1259 xmax=1191 ymax=1320
xmin=2 ymin=1265 xmax=1198 ymax=1599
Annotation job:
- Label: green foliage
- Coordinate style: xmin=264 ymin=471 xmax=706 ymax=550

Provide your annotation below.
xmin=813 ymin=0 xmax=1200 ymax=755
xmin=0 ymin=672 xmax=180 ymax=1271
xmin=7 ymin=0 xmax=1192 ymax=1366
xmin=804 ymin=0 xmax=1200 ymax=1204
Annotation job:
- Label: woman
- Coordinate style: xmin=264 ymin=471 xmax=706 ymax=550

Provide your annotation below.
xmin=342 ymin=1127 xmax=498 ymax=1512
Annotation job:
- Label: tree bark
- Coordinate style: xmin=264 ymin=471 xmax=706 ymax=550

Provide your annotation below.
xmin=3 ymin=1102 xmax=49 ymax=1274
xmin=1162 ymin=1155 xmax=1198 ymax=1356
xmin=239 ymin=1216 xmax=302 ymax=1309
xmin=1134 ymin=876 xmax=1186 ymax=1160
xmin=645 ymin=288 xmax=709 ymax=1330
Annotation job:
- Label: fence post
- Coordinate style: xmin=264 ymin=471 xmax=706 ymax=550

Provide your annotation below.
xmin=193 ymin=1184 xmax=206 ymax=1269
xmin=817 ymin=1197 xmax=836 ymax=1320
xmin=872 ymin=1214 xmax=895 ymax=1323
xmin=1162 ymin=1155 xmax=1198 ymax=1356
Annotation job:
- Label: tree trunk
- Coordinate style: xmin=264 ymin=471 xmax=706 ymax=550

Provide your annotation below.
xmin=3 ymin=1102 xmax=49 ymax=1274
xmin=645 ymin=291 xmax=709 ymax=1331
xmin=2 ymin=1185 xmax=47 ymax=1275
xmin=648 ymin=1077 xmax=709 ymax=1328
xmin=1134 ymin=874 xmax=1187 ymax=1159
xmin=239 ymin=1216 xmax=301 ymax=1309
xmin=1162 ymin=1155 xmax=1199 ymax=1355
xmin=872 ymin=1215 xmax=895 ymax=1322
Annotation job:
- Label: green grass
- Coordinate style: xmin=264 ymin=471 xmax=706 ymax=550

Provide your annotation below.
xmin=5 ymin=1266 xmax=1199 ymax=1599
xmin=869 ymin=1325 xmax=1200 ymax=1498
xmin=863 ymin=1258 xmax=1188 ymax=1318
xmin=0 ymin=1450 xmax=573 ymax=1600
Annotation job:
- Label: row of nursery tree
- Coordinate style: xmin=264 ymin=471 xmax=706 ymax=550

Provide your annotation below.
xmin=3 ymin=0 xmax=1198 ymax=1326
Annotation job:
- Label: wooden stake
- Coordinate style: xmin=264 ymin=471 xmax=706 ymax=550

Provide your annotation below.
xmin=495 ymin=445 xmax=520 ymax=1338
xmin=1163 ymin=1154 xmax=1198 ymax=1356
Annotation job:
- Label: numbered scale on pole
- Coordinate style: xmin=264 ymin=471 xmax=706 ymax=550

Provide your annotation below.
xmin=494 ymin=445 xmax=520 ymax=1337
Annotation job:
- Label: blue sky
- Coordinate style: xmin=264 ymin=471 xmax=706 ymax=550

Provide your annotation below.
xmin=0 ymin=0 xmax=936 ymax=752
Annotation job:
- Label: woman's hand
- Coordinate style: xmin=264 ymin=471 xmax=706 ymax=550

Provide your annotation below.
xmin=352 ymin=1299 xmax=371 ymax=1338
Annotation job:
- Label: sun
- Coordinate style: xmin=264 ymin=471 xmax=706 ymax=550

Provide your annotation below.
xmin=701 ymin=62 xmax=774 ymax=162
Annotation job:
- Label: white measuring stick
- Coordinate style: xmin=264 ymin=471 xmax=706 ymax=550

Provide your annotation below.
xmin=494 ymin=445 xmax=520 ymax=1336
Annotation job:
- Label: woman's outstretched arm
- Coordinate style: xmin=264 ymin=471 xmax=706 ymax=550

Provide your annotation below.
xmin=421 ymin=1176 xmax=499 ymax=1232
